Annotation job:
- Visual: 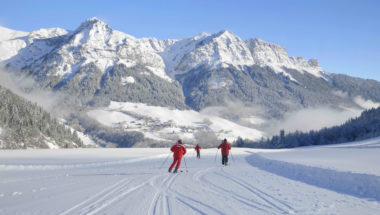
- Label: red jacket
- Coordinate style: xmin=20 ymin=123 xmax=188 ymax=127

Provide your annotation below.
xmin=218 ymin=141 xmax=231 ymax=156
xmin=171 ymin=142 xmax=186 ymax=158
xmin=195 ymin=145 xmax=201 ymax=152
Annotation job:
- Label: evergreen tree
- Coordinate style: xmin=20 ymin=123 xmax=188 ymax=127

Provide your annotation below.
xmin=0 ymin=85 xmax=83 ymax=149
xmin=235 ymin=107 xmax=380 ymax=149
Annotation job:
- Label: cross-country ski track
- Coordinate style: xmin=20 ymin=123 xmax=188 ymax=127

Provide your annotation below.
xmin=1 ymin=138 xmax=380 ymax=214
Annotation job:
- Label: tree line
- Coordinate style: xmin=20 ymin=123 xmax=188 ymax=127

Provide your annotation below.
xmin=235 ymin=107 xmax=380 ymax=148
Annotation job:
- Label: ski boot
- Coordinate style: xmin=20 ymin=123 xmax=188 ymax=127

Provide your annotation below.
xmin=173 ymin=168 xmax=178 ymax=173
xmin=168 ymin=168 xmax=171 ymax=173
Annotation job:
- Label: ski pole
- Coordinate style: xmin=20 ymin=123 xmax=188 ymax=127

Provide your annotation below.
xmin=183 ymin=156 xmax=188 ymax=173
xmin=159 ymin=152 xmax=172 ymax=169
xmin=230 ymin=150 xmax=235 ymax=163
xmin=214 ymin=149 xmax=219 ymax=163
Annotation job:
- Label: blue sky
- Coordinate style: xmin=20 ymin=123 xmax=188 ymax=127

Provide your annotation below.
xmin=1 ymin=0 xmax=379 ymax=80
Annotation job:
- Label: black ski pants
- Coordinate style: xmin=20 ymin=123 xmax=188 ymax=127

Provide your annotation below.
xmin=222 ymin=155 xmax=228 ymax=165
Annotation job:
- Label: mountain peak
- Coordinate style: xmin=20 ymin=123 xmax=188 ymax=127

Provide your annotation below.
xmin=84 ymin=17 xmax=107 ymax=26
xmin=86 ymin=17 xmax=103 ymax=22
xmin=68 ymin=17 xmax=113 ymax=47
xmin=75 ymin=17 xmax=110 ymax=33
xmin=214 ymin=29 xmax=239 ymax=39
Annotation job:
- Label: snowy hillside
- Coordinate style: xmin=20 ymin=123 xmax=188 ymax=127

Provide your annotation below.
xmin=0 ymin=26 xmax=28 ymax=62
xmin=1 ymin=138 xmax=380 ymax=214
xmin=87 ymin=101 xmax=264 ymax=142
xmin=0 ymin=85 xmax=84 ymax=149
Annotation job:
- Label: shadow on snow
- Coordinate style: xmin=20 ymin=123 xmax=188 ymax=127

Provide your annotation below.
xmin=245 ymin=152 xmax=380 ymax=202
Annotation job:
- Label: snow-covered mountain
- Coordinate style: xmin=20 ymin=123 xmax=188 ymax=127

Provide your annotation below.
xmin=245 ymin=38 xmax=328 ymax=81
xmin=1 ymin=18 xmax=170 ymax=80
xmin=1 ymin=17 xmax=380 ymax=146
xmin=0 ymin=17 xmax=330 ymax=85
xmin=160 ymin=30 xmax=255 ymax=79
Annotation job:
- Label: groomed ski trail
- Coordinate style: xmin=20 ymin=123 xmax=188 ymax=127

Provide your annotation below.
xmin=1 ymin=145 xmax=380 ymax=215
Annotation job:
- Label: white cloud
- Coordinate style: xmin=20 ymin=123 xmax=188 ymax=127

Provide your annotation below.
xmin=332 ymin=90 xmax=348 ymax=98
xmin=0 ymin=68 xmax=66 ymax=115
xmin=264 ymin=106 xmax=362 ymax=136
xmin=200 ymin=97 xmax=266 ymax=125
xmin=353 ymin=96 xmax=380 ymax=109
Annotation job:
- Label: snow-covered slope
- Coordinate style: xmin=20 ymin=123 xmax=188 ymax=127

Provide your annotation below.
xmin=18 ymin=18 xmax=172 ymax=82
xmin=0 ymin=25 xmax=69 ymax=65
xmin=245 ymin=38 xmax=328 ymax=81
xmin=0 ymin=26 xmax=28 ymax=41
xmin=87 ymin=101 xmax=264 ymax=142
xmin=1 ymin=138 xmax=379 ymax=214
xmin=160 ymin=30 xmax=254 ymax=79
xmin=0 ymin=26 xmax=28 ymax=63
xmin=7 ymin=27 xmax=69 ymax=69
xmin=259 ymin=137 xmax=380 ymax=176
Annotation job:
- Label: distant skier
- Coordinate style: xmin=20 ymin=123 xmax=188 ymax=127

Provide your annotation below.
xmin=195 ymin=144 xmax=201 ymax=159
xmin=218 ymin=139 xmax=231 ymax=166
xmin=168 ymin=139 xmax=187 ymax=173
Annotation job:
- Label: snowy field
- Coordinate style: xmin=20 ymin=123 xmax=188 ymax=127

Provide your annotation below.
xmin=1 ymin=138 xmax=380 ymax=214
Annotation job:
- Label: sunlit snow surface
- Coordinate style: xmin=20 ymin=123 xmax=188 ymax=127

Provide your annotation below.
xmin=87 ymin=101 xmax=264 ymax=141
xmin=1 ymin=138 xmax=380 ymax=214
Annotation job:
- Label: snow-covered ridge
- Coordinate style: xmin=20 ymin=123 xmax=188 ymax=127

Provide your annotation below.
xmin=28 ymin=27 xmax=69 ymax=43
xmin=0 ymin=26 xmax=28 ymax=63
xmin=246 ymin=38 xmax=329 ymax=80
xmin=42 ymin=17 xmax=172 ymax=81
xmin=161 ymin=30 xmax=254 ymax=79
xmin=0 ymin=17 xmax=328 ymax=82
xmin=0 ymin=26 xmax=28 ymax=41
xmin=0 ymin=26 xmax=70 ymax=67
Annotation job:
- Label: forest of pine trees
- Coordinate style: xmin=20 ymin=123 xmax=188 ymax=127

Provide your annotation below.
xmin=0 ymin=86 xmax=83 ymax=149
xmin=235 ymin=107 xmax=380 ymax=148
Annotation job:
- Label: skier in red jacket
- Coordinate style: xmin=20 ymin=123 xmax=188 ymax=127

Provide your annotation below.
xmin=169 ymin=140 xmax=187 ymax=173
xmin=218 ymin=139 xmax=231 ymax=165
xmin=195 ymin=144 xmax=201 ymax=159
